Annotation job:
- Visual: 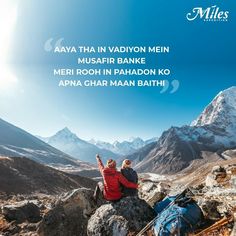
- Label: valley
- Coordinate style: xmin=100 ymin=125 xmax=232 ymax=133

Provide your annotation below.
xmin=0 ymin=86 xmax=236 ymax=235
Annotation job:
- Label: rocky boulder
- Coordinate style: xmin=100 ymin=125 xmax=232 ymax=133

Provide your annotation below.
xmin=2 ymin=201 xmax=41 ymax=224
xmin=205 ymin=166 xmax=228 ymax=187
xmin=87 ymin=196 xmax=156 ymax=236
xmin=198 ymin=199 xmax=222 ymax=220
xmin=139 ymin=182 xmax=170 ymax=207
xmin=205 ymin=165 xmax=236 ymax=188
xmin=226 ymin=164 xmax=236 ymax=188
xmin=37 ymin=188 xmax=96 ymax=236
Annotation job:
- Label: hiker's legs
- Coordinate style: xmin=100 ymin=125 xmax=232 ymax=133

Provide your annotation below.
xmin=93 ymin=181 xmax=104 ymax=200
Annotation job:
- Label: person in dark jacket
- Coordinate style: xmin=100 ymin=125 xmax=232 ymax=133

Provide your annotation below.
xmin=93 ymin=155 xmax=138 ymax=202
xmin=120 ymin=159 xmax=138 ymax=196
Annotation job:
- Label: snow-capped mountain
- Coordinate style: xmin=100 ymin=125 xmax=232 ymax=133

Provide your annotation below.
xmin=112 ymin=138 xmax=145 ymax=155
xmin=172 ymin=86 xmax=236 ymax=148
xmin=0 ymin=118 xmax=89 ymax=168
xmin=89 ymin=137 xmax=158 ymax=155
xmin=40 ymin=128 xmax=119 ymax=164
xmin=190 ymin=86 xmax=236 ymax=146
xmin=192 ymin=86 xmax=236 ymax=127
xmin=89 ymin=139 xmax=114 ymax=152
xmin=131 ymin=87 xmax=236 ymax=174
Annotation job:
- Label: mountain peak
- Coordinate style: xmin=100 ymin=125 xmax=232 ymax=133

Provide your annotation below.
xmin=52 ymin=127 xmax=80 ymax=142
xmin=60 ymin=127 xmax=72 ymax=133
xmin=218 ymin=86 xmax=236 ymax=107
xmin=221 ymin=86 xmax=236 ymax=94
xmin=0 ymin=117 xmax=83 ymax=166
xmin=55 ymin=127 xmax=76 ymax=137
xmin=128 ymin=137 xmax=143 ymax=142
xmin=191 ymin=86 xmax=236 ymax=127
xmin=88 ymin=138 xmax=96 ymax=144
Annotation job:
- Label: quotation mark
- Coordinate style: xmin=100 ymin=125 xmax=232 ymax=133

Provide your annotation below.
xmin=44 ymin=37 xmax=64 ymax=52
xmin=43 ymin=40 xmax=179 ymax=93
xmin=160 ymin=80 xmax=180 ymax=94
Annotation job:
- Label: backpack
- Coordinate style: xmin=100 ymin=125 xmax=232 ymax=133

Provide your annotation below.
xmin=153 ymin=196 xmax=203 ymax=236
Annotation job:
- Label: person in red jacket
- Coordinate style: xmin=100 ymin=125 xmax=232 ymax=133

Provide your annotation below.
xmin=93 ymin=154 xmax=138 ymax=202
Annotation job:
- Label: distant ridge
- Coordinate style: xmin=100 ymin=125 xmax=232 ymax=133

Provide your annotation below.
xmin=0 ymin=118 xmax=93 ymax=169
xmin=0 ymin=156 xmax=96 ymax=194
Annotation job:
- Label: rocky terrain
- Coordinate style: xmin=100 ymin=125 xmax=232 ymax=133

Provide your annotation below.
xmin=0 ymin=154 xmax=235 ymax=236
xmin=0 ymin=156 xmax=96 ymax=194
xmin=0 ymin=87 xmax=236 ymax=235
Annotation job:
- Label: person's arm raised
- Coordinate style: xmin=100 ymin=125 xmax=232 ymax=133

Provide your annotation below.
xmin=96 ymin=154 xmax=104 ymax=174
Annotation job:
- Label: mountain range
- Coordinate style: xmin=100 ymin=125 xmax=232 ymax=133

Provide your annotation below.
xmin=1 ymin=86 xmax=236 ymax=175
xmin=0 ymin=118 xmax=93 ymax=170
xmin=89 ymin=136 xmax=158 ymax=155
xmin=38 ymin=129 xmax=158 ymax=163
xmin=129 ymin=86 xmax=236 ymax=174
xmin=0 ymin=116 xmax=156 ymax=169
xmin=38 ymin=128 xmax=120 ymax=164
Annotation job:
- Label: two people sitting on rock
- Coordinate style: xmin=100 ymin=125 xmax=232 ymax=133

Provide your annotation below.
xmin=93 ymin=154 xmax=138 ymax=202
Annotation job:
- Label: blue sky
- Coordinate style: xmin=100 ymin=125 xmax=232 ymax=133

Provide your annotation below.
xmin=0 ymin=0 xmax=235 ymax=142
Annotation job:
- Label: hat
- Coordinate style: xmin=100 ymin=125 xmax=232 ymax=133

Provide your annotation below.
xmin=122 ymin=159 xmax=131 ymax=169
xmin=106 ymin=159 xmax=116 ymax=168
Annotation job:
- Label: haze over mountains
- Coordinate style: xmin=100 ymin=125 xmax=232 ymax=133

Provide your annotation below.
xmin=39 ymin=85 xmax=236 ymax=174
xmin=0 ymin=116 xmax=157 ymax=171
xmin=38 ymin=128 xmax=119 ymax=164
xmin=38 ymin=129 xmax=158 ymax=163
xmin=129 ymin=86 xmax=236 ymax=174
xmin=0 ymin=118 xmax=89 ymax=167
xmin=1 ymin=87 xmax=236 ymax=176
xmin=89 ymin=136 xmax=158 ymax=155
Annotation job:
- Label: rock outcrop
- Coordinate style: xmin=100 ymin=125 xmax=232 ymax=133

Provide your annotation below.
xmin=0 ymin=160 xmax=236 ymax=236
xmin=37 ymin=188 xmax=96 ymax=236
xmin=205 ymin=165 xmax=236 ymax=188
xmin=87 ymin=196 xmax=156 ymax=236
xmin=139 ymin=181 xmax=170 ymax=207
xmin=2 ymin=201 xmax=41 ymax=224
xmin=0 ymin=156 xmax=96 ymax=195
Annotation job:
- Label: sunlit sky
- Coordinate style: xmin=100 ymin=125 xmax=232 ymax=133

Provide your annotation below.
xmin=0 ymin=1 xmax=18 ymax=90
xmin=0 ymin=0 xmax=235 ymax=142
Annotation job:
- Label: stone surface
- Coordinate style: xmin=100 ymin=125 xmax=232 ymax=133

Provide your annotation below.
xmin=37 ymin=188 xmax=96 ymax=236
xmin=87 ymin=196 xmax=156 ymax=236
xmin=139 ymin=181 xmax=170 ymax=207
xmin=198 ymin=200 xmax=222 ymax=221
xmin=205 ymin=166 xmax=230 ymax=188
xmin=2 ymin=201 xmax=41 ymax=224
xmin=205 ymin=174 xmax=219 ymax=187
xmin=1 ymin=161 xmax=236 ymax=236
xmin=211 ymin=166 xmax=225 ymax=174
